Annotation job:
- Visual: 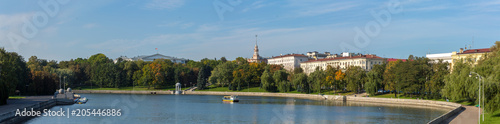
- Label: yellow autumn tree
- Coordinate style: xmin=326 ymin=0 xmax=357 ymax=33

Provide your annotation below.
xmin=334 ymin=70 xmax=346 ymax=93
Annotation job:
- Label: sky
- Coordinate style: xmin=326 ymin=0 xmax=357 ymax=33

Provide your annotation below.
xmin=0 ymin=0 xmax=499 ymax=61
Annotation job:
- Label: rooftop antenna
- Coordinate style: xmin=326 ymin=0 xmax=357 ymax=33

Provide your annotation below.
xmin=255 ymin=35 xmax=258 ymax=46
xmin=472 ymin=35 xmax=474 ymax=49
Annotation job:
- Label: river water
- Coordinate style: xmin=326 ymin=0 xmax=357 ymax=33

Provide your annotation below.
xmin=26 ymin=93 xmax=448 ymax=124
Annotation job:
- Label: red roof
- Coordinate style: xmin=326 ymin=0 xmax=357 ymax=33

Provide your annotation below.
xmin=271 ymin=54 xmax=307 ymax=59
xmin=302 ymin=55 xmax=383 ymax=63
xmin=459 ymin=48 xmax=491 ymax=54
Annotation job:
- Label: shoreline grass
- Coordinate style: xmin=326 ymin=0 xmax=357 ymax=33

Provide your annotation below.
xmin=483 ymin=110 xmax=500 ymax=124
xmin=8 ymin=96 xmax=26 ymax=99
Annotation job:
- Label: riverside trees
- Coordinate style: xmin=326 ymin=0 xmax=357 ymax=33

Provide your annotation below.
xmin=0 ymin=48 xmax=29 ymax=105
xmin=476 ymin=42 xmax=500 ymax=112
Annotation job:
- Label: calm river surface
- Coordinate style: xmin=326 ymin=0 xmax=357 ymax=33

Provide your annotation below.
xmin=26 ymin=93 xmax=448 ymax=124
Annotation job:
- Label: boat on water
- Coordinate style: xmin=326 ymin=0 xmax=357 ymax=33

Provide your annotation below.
xmin=75 ymin=97 xmax=88 ymax=104
xmin=222 ymin=95 xmax=239 ymax=102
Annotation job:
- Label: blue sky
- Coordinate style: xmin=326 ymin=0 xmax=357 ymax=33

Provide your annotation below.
xmin=0 ymin=0 xmax=499 ymax=61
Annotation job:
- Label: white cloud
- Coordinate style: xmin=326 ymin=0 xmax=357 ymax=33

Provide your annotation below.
xmin=144 ymin=0 xmax=185 ymax=10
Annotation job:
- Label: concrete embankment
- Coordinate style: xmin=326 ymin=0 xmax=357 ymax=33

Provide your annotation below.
xmin=72 ymin=90 xmax=462 ymax=124
xmin=0 ymin=99 xmax=73 ymax=124
xmin=342 ymin=96 xmax=463 ymax=124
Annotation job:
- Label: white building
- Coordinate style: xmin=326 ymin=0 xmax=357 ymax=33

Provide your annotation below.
xmin=300 ymin=54 xmax=385 ymax=74
xmin=113 ymin=56 xmax=133 ymax=63
xmin=267 ymin=54 xmax=309 ymax=71
xmin=114 ymin=53 xmax=187 ymax=64
xmin=306 ymin=51 xmax=331 ymax=59
xmin=426 ymin=52 xmax=453 ymax=63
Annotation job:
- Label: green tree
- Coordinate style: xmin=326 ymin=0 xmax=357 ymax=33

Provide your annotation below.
xmin=124 ymin=61 xmax=139 ymax=86
xmin=384 ymin=60 xmax=400 ymax=97
xmin=372 ymin=64 xmax=385 ymax=90
xmin=273 ymin=70 xmax=290 ymax=92
xmin=197 ymin=67 xmax=207 ymax=90
xmin=293 ymin=73 xmax=309 ymax=93
xmin=346 ymin=66 xmax=366 ymax=93
xmin=308 ymin=67 xmax=326 ymax=94
xmin=428 ymin=60 xmax=448 ymax=99
xmin=209 ymin=62 xmax=237 ymax=87
xmin=261 ymin=69 xmax=276 ymax=92
xmin=442 ymin=59 xmax=477 ymax=102
xmin=474 ymin=41 xmax=500 ymax=112
xmin=0 ymin=48 xmax=30 ymax=104
xmin=365 ymin=71 xmax=381 ymax=96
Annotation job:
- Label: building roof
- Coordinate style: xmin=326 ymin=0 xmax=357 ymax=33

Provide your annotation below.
xmin=302 ymin=54 xmax=383 ymax=63
xmin=132 ymin=53 xmax=186 ymax=61
xmin=271 ymin=54 xmax=307 ymax=59
xmin=458 ymin=48 xmax=491 ymax=54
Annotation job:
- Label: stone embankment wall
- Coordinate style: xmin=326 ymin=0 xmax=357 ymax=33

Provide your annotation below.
xmin=344 ymin=96 xmax=461 ymax=110
xmin=0 ymin=99 xmax=72 ymax=124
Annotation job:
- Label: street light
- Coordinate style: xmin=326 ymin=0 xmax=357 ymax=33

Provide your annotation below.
xmin=470 ymin=72 xmax=484 ymax=123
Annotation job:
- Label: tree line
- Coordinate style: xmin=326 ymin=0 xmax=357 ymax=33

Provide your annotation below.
xmin=0 ymin=51 xmax=225 ymax=105
xmin=1 ymin=41 xmax=500 ymax=114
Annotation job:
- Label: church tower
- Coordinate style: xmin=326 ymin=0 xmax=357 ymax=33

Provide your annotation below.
xmin=252 ymin=35 xmax=260 ymax=59
xmin=247 ymin=35 xmax=267 ymax=63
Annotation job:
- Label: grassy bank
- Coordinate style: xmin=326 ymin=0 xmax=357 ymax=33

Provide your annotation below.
xmin=8 ymin=96 xmax=26 ymax=99
xmin=483 ymin=110 xmax=500 ymax=124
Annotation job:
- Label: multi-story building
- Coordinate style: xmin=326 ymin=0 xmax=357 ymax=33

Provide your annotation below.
xmin=267 ymin=54 xmax=309 ymax=71
xmin=306 ymin=51 xmax=331 ymax=59
xmin=300 ymin=54 xmax=385 ymax=74
xmin=451 ymin=48 xmax=491 ymax=70
xmin=426 ymin=53 xmax=453 ymax=64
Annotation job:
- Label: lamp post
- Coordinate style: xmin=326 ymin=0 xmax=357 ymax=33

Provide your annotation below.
xmin=59 ymin=75 xmax=62 ymax=89
xmin=64 ymin=76 xmax=66 ymax=91
xmin=470 ymin=72 xmax=484 ymax=123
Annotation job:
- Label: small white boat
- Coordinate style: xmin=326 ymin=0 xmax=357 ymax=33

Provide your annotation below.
xmin=222 ymin=95 xmax=239 ymax=102
xmin=76 ymin=97 xmax=88 ymax=104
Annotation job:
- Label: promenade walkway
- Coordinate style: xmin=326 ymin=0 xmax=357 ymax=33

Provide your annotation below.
xmin=445 ymin=105 xmax=479 ymax=124
xmin=0 ymin=96 xmax=52 ymax=115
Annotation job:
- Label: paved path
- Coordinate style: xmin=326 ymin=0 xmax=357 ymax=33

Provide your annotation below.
xmin=0 ymin=96 xmax=52 ymax=115
xmin=444 ymin=105 xmax=479 ymax=124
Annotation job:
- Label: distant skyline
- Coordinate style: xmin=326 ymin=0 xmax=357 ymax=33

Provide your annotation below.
xmin=0 ymin=0 xmax=499 ymax=61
